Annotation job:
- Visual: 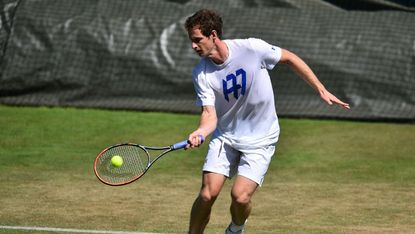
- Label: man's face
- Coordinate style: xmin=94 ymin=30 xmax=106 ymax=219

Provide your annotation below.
xmin=188 ymin=27 xmax=215 ymax=57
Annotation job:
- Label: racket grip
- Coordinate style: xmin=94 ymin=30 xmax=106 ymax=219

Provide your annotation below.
xmin=172 ymin=135 xmax=205 ymax=150
xmin=172 ymin=140 xmax=188 ymax=150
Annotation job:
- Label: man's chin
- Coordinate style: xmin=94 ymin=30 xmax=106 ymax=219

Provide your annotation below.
xmin=195 ymin=51 xmax=208 ymax=57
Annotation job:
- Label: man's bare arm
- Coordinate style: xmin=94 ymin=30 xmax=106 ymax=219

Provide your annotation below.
xmin=279 ymin=49 xmax=350 ymax=109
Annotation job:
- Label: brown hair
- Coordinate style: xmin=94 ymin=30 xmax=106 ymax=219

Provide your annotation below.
xmin=185 ymin=9 xmax=223 ymax=38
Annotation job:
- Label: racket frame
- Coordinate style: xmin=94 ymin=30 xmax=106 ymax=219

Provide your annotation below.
xmin=94 ymin=141 xmax=187 ymax=186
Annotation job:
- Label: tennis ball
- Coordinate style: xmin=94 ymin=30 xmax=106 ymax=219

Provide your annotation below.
xmin=111 ymin=155 xmax=123 ymax=167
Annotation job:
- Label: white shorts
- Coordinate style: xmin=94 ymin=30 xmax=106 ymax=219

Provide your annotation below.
xmin=202 ymin=137 xmax=276 ymax=186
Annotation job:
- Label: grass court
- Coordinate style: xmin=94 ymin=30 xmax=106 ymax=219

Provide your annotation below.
xmin=0 ymin=105 xmax=414 ymax=233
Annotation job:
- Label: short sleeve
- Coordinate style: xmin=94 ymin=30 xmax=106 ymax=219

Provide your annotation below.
xmin=192 ymin=67 xmax=215 ymax=107
xmin=248 ymin=38 xmax=282 ymax=70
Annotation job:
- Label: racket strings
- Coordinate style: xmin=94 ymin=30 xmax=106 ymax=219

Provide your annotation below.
xmin=96 ymin=145 xmax=149 ymax=185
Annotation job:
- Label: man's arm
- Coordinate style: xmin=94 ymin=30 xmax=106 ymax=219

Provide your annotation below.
xmin=279 ymin=49 xmax=350 ymax=109
xmin=187 ymin=105 xmax=217 ymax=148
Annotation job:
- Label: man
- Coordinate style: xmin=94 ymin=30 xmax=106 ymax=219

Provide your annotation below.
xmin=184 ymin=9 xmax=350 ymax=234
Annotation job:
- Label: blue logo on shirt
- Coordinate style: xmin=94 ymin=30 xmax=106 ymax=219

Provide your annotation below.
xmin=223 ymin=68 xmax=246 ymax=101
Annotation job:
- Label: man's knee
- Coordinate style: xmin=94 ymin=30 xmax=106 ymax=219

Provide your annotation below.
xmin=199 ymin=186 xmax=221 ymax=204
xmin=230 ymin=190 xmax=252 ymax=206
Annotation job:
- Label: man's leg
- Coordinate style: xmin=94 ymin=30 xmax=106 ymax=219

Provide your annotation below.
xmin=189 ymin=172 xmax=227 ymax=234
xmin=228 ymin=175 xmax=258 ymax=232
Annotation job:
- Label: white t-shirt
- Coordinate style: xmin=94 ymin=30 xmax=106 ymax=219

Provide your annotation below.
xmin=192 ymin=38 xmax=282 ymax=149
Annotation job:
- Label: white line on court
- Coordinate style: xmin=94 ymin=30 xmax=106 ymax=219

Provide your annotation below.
xmin=0 ymin=225 xmax=163 ymax=234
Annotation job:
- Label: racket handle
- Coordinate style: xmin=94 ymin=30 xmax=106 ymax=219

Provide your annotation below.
xmin=172 ymin=140 xmax=188 ymax=150
xmin=172 ymin=135 xmax=205 ymax=150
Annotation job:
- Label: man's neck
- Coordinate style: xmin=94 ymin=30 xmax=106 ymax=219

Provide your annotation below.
xmin=209 ymin=40 xmax=228 ymax=65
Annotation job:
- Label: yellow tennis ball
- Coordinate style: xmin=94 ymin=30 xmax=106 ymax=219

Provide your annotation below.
xmin=111 ymin=155 xmax=123 ymax=167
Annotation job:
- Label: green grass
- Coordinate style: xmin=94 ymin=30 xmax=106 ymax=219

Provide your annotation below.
xmin=0 ymin=105 xmax=414 ymax=233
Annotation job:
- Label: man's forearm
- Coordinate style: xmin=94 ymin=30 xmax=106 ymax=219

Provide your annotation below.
xmin=281 ymin=49 xmax=326 ymax=93
xmin=197 ymin=106 xmax=217 ymax=137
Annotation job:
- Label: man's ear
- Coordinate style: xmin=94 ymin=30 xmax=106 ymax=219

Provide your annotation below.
xmin=210 ymin=30 xmax=219 ymax=42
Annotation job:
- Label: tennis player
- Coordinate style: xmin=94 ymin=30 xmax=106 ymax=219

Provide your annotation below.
xmin=184 ymin=9 xmax=350 ymax=234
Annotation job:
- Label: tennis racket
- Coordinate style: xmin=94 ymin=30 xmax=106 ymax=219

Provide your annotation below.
xmin=93 ymin=136 xmax=204 ymax=186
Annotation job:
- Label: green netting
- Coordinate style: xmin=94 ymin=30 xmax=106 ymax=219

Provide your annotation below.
xmin=0 ymin=0 xmax=414 ymax=120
